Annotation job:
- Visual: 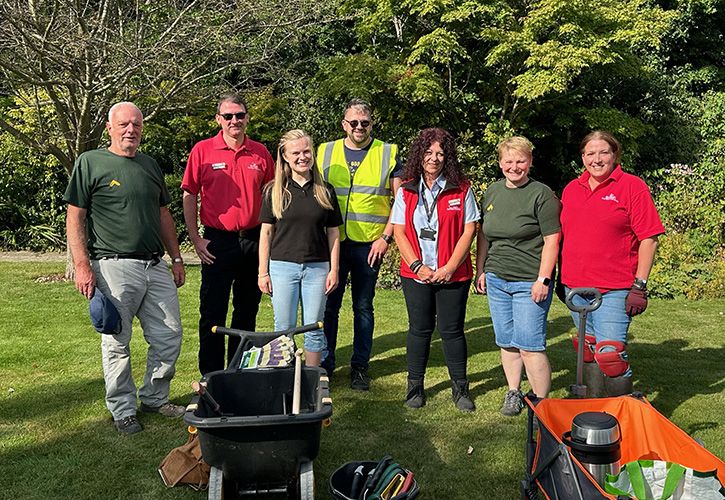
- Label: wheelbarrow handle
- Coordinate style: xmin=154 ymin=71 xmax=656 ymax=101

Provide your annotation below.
xmin=211 ymin=321 xmax=323 ymax=338
xmin=565 ymin=287 xmax=603 ymax=313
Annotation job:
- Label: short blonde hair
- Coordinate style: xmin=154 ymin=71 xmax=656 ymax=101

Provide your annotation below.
xmin=497 ymin=136 xmax=533 ymax=160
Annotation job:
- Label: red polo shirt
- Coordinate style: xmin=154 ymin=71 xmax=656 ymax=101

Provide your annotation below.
xmin=182 ymin=131 xmax=274 ymax=231
xmin=560 ymin=165 xmax=664 ymax=290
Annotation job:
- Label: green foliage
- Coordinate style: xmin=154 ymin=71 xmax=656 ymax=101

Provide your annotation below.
xmin=164 ymin=174 xmax=187 ymax=247
xmin=0 ymin=133 xmax=66 ymax=251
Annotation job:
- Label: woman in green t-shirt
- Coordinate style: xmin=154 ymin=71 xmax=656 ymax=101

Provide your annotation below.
xmin=475 ymin=136 xmax=561 ymax=417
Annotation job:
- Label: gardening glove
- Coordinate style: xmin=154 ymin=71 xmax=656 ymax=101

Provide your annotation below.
xmin=625 ymin=287 xmax=648 ymax=316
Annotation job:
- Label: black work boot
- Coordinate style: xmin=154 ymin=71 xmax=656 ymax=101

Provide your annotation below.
xmin=584 ymin=362 xmax=607 ymax=398
xmin=404 ymin=378 xmax=426 ymax=409
xmin=451 ymin=379 xmax=475 ymax=412
xmin=605 ymin=374 xmax=633 ymax=397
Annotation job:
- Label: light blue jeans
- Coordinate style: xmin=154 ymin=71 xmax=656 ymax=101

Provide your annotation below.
xmin=485 ymin=273 xmax=553 ymax=352
xmin=269 ymin=260 xmax=329 ymax=353
xmin=565 ymin=287 xmax=632 ymax=377
xmin=565 ymin=288 xmax=631 ymax=344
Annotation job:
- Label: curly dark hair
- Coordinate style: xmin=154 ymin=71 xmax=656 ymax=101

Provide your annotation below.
xmin=403 ymin=128 xmax=465 ymax=185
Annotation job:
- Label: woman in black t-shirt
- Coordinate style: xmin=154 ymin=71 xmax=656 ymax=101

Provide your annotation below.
xmin=258 ymin=129 xmax=342 ymax=367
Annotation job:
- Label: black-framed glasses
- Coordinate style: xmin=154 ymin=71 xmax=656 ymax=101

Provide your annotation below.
xmin=219 ymin=112 xmax=247 ymax=121
xmin=343 ymin=119 xmax=371 ymax=129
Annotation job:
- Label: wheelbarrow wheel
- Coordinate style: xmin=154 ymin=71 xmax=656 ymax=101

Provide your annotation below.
xmin=208 ymin=466 xmax=224 ymax=500
xmin=298 ymin=460 xmax=314 ymax=500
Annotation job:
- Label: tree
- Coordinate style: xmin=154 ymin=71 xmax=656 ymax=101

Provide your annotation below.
xmin=0 ymin=0 xmax=329 ymax=175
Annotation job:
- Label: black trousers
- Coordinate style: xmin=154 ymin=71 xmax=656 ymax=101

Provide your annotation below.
xmin=401 ymin=277 xmax=471 ymax=381
xmin=198 ymin=227 xmax=262 ymax=375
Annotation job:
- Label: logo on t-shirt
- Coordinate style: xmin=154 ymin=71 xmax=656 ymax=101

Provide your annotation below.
xmin=109 ymin=180 xmax=121 ymax=187
xmin=247 ymin=163 xmax=261 ymax=171
xmin=601 ymin=193 xmax=619 ymax=203
xmin=486 ymin=203 xmax=494 ymax=212
xmin=447 ymin=198 xmax=461 ymax=211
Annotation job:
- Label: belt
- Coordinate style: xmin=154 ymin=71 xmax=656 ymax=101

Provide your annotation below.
xmin=204 ymin=225 xmax=261 ymax=241
xmin=98 ymin=253 xmax=162 ymax=266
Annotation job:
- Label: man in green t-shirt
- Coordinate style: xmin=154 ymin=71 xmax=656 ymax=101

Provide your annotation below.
xmin=64 ymin=102 xmax=186 ymax=435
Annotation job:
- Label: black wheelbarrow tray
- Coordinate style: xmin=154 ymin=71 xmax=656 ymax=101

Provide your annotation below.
xmin=184 ymin=323 xmax=332 ymax=499
xmin=521 ymin=393 xmax=725 ymax=499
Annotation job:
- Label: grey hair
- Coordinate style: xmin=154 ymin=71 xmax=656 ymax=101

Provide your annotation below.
xmin=108 ymin=102 xmax=143 ymax=122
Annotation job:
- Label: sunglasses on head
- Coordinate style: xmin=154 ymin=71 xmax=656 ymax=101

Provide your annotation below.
xmin=344 ymin=119 xmax=371 ymax=129
xmin=219 ymin=111 xmax=247 ymax=121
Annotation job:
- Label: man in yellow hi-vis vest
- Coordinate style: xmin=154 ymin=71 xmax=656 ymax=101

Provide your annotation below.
xmin=317 ymin=99 xmax=402 ymax=390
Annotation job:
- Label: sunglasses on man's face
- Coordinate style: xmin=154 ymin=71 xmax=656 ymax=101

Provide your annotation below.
xmin=219 ymin=112 xmax=247 ymax=121
xmin=344 ymin=119 xmax=371 ymax=129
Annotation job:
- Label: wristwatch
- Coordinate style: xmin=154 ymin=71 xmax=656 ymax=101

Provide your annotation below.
xmin=537 ymin=276 xmax=551 ymax=286
xmin=172 ymin=257 xmax=184 ymax=264
xmin=381 ymin=233 xmax=393 ymax=244
xmin=632 ymin=278 xmax=647 ymax=290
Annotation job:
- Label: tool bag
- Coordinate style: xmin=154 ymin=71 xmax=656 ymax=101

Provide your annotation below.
xmin=329 ymin=456 xmax=419 ymax=499
xmin=158 ymin=431 xmax=210 ymax=490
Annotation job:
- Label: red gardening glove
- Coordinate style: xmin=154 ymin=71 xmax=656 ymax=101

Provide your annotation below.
xmin=625 ymin=287 xmax=648 ymax=316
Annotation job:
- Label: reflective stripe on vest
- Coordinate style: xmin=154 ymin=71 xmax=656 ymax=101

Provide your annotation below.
xmin=318 ymin=139 xmax=397 ymax=242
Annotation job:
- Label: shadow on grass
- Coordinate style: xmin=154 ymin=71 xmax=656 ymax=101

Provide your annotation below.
xmin=319 ymin=395 xmax=527 ymax=498
xmin=0 ymin=414 xmax=197 ymax=500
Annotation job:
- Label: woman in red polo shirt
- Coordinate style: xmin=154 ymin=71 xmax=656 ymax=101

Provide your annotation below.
xmin=560 ymin=131 xmax=664 ymax=397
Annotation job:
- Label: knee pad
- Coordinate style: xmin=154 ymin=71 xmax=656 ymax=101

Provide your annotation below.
xmin=571 ymin=334 xmax=597 ymax=363
xmin=594 ymin=340 xmax=629 ymax=377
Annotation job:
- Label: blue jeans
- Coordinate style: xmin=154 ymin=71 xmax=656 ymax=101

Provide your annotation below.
xmin=485 ymin=273 xmax=553 ymax=352
xmin=269 ymin=260 xmax=329 ymax=353
xmin=322 ymin=241 xmax=380 ymax=373
xmin=565 ymin=288 xmax=631 ymax=345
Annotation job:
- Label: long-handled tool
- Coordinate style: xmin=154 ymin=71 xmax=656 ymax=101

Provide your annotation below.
xmin=292 ymin=348 xmax=304 ymax=415
xmin=565 ymin=287 xmax=602 ymax=398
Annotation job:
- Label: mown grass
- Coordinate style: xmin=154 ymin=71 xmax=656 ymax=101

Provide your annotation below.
xmin=0 ymin=262 xmax=723 ymax=499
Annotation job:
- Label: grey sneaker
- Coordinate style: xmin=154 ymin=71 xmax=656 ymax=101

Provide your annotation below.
xmin=500 ymin=389 xmax=524 ymax=417
xmin=115 ymin=415 xmax=143 ymax=435
xmin=140 ymin=402 xmax=186 ymax=418
xmin=350 ymin=367 xmax=371 ymax=391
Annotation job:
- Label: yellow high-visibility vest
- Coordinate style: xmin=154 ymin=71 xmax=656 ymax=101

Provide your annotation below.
xmin=317 ymin=139 xmax=397 ymax=242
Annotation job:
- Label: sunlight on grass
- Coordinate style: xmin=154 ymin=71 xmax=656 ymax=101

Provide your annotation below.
xmin=1 ymin=262 xmax=723 ymax=499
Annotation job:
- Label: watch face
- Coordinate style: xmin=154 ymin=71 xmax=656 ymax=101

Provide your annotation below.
xmin=541 ymin=277 xmax=551 ymax=286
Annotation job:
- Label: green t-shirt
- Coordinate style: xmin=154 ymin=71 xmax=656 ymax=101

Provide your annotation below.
xmin=63 ymin=149 xmax=171 ymax=258
xmin=481 ymin=178 xmax=561 ymax=281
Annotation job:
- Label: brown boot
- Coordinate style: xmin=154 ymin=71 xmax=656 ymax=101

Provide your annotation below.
xmin=584 ymin=362 xmax=607 ymax=398
xmin=605 ymin=375 xmax=633 ymax=397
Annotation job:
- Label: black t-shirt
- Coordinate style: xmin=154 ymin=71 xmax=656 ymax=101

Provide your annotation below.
xmin=260 ymin=181 xmax=343 ymax=263
xmin=344 ymin=143 xmax=403 ymax=178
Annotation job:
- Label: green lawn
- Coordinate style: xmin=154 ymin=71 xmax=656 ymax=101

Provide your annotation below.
xmin=0 ymin=262 xmax=723 ymax=499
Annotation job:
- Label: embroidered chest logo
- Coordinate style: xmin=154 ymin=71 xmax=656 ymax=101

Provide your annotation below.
xmin=601 ymin=193 xmax=619 ymax=203
xmin=247 ymin=163 xmax=261 ymax=171
xmin=109 ymin=180 xmax=121 ymax=187
xmin=486 ymin=203 xmax=494 ymax=212
xmin=447 ymin=198 xmax=461 ymax=211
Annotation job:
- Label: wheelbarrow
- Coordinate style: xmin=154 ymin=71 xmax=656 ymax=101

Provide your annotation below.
xmin=184 ymin=322 xmax=332 ymax=499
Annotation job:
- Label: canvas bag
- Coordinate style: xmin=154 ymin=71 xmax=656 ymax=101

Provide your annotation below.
xmin=158 ymin=432 xmax=210 ymax=490
xmin=605 ymin=459 xmax=725 ymax=499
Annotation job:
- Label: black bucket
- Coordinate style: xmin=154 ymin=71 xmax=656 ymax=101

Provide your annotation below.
xmin=329 ymin=460 xmax=419 ymax=499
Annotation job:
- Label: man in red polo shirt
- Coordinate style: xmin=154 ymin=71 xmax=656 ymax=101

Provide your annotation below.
xmin=182 ymin=93 xmax=274 ymax=375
